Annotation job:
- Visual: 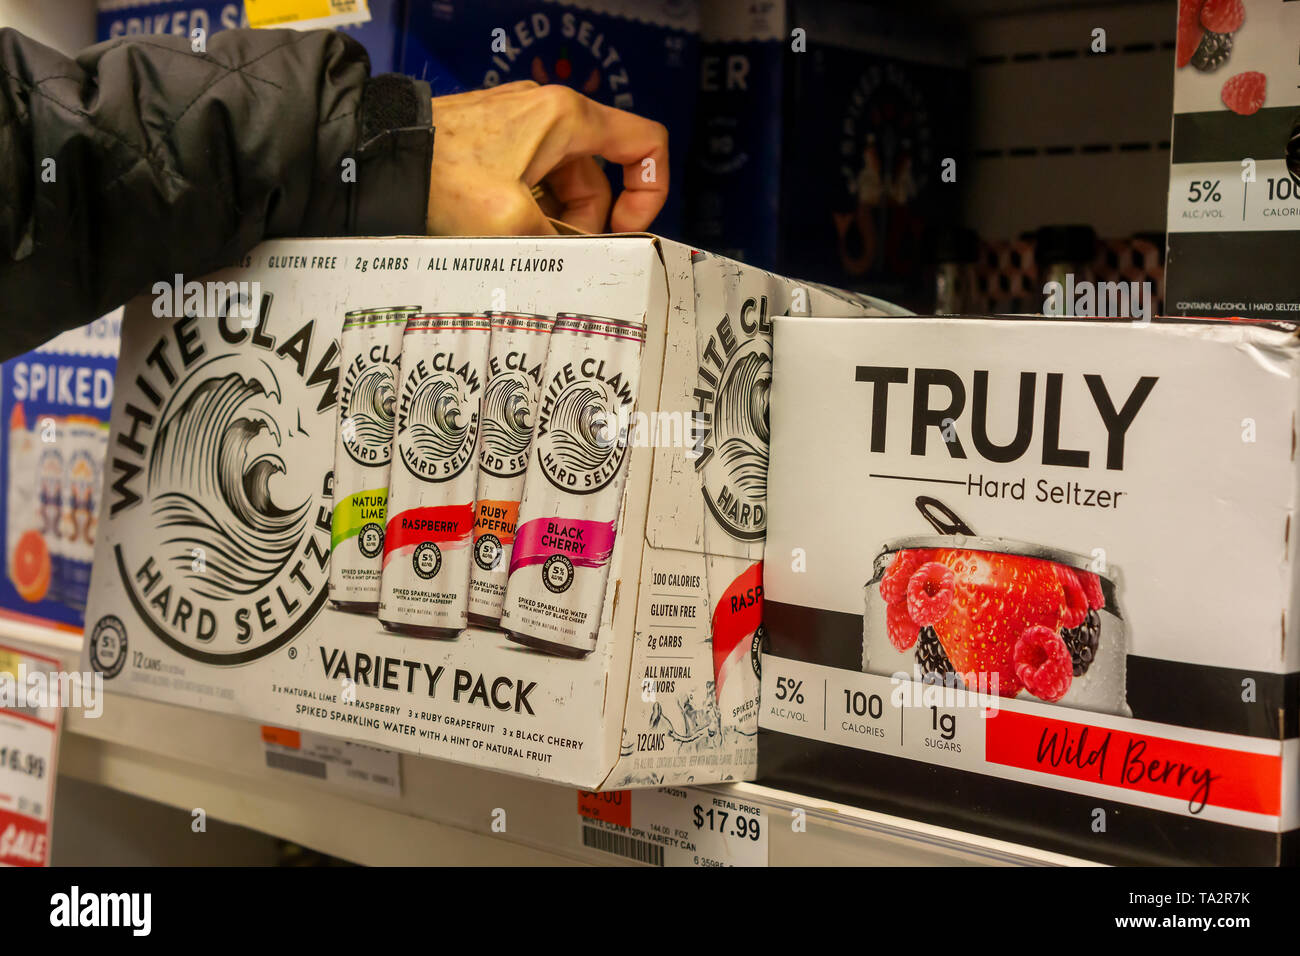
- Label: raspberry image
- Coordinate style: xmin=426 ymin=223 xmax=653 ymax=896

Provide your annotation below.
xmin=1176 ymin=0 xmax=1205 ymax=69
xmin=880 ymin=549 xmax=922 ymax=605
xmin=1200 ymin=0 xmax=1244 ymax=34
xmin=887 ymin=599 xmax=919 ymax=651
xmin=1190 ymin=30 xmax=1233 ymax=72
xmin=1054 ymin=564 xmax=1088 ymax=629
xmin=1014 ymin=625 xmax=1073 ymax=702
xmin=1221 ymin=71 xmax=1266 ymax=116
xmin=1078 ymin=569 xmax=1105 ymax=610
xmin=906 ymin=561 xmax=956 ymax=626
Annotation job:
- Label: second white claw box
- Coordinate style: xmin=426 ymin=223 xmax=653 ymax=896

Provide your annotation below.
xmin=80 ymin=234 xmax=904 ymax=790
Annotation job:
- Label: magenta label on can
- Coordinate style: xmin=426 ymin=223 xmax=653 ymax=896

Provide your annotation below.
xmin=509 ymin=516 xmax=617 ymax=573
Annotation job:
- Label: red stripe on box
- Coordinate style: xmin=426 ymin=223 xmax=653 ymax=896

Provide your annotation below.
xmin=711 ymin=561 xmax=763 ymax=699
xmin=985 ymin=709 xmax=1282 ymax=816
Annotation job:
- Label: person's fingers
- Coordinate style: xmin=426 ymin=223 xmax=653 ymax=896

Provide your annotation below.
xmin=610 ymin=161 xmax=667 ymax=233
xmin=606 ymin=114 xmax=669 ymax=232
xmin=521 ymin=87 xmax=669 ymax=231
xmin=543 ymin=156 xmax=612 ymax=234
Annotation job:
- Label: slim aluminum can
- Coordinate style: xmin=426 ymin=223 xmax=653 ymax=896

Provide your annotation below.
xmin=62 ymin=415 xmax=102 ymax=613
xmin=467 ymin=311 xmax=554 ymax=627
xmin=38 ymin=417 xmax=66 ymax=605
xmin=502 ymin=313 xmax=647 ymax=657
xmin=329 ymin=306 xmax=419 ymax=613
xmin=379 ymin=313 xmax=491 ymax=638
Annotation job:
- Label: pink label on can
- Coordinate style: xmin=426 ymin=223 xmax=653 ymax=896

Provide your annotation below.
xmin=509 ymin=516 xmax=617 ymax=574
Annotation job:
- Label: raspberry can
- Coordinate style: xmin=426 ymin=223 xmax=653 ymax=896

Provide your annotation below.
xmin=501 ymin=313 xmax=647 ymax=658
xmin=378 ymin=313 xmax=491 ymax=638
xmin=467 ymin=311 xmax=555 ymax=627
xmin=329 ymin=306 xmax=419 ymax=613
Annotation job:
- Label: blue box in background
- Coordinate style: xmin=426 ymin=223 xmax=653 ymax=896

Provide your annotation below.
xmin=0 ymin=318 xmax=120 ymax=630
xmin=96 ymin=0 xmax=406 ymax=74
xmin=688 ymin=0 xmax=968 ymax=308
xmin=400 ymin=0 xmax=700 ymax=238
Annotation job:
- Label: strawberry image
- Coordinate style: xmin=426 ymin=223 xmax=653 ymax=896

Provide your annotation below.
xmin=925 ymin=549 xmax=1068 ymax=698
xmin=1176 ymin=0 xmax=1206 ymax=69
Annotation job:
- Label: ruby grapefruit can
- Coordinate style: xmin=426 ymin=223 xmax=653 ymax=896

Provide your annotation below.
xmin=329 ymin=306 xmax=419 ymax=614
xmin=468 ymin=311 xmax=555 ymax=627
xmin=501 ymin=313 xmax=647 ymax=657
xmin=378 ymin=313 xmax=490 ymax=638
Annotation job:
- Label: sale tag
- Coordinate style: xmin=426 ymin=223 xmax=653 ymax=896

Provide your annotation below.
xmin=578 ymin=789 xmax=631 ymax=828
xmin=0 ymin=645 xmax=61 ymax=867
xmin=578 ymin=787 xmax=767 ymax=867
xmin=261 ymin=726 xmax=401 ymax=798
xmin=244 ymin=0 xmax=371 ymax=31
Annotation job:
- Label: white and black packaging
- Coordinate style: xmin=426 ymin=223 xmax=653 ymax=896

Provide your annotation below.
xmin=378 ymin=313 xmax=490 ymax=638
xmin=501 ymin=314 xmax=647 ymax=658
xmin=760 ymin=314 xmax=1300 ymax=865
xmin=330 ymin=306 xmax=418 ymax=612
xmin=468 ymin=312 xmax=554 ymax=626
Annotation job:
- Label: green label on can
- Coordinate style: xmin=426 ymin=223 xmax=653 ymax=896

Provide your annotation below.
xmin=332 ymin=488 xmax=389 ymax=549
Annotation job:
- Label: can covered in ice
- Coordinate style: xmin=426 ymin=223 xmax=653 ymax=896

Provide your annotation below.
xmin=502 ymin=313 xmax=647 ymax=657
xmin=378 ymin=313 xmax=491 ymax=638
xmin=468 ymin=312 xmax=554 ymax=627
xmin=329 ymin=306 xmax=419 ymax=613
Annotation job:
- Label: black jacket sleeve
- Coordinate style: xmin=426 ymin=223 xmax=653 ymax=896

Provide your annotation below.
xmin=0 ymin=27 xmax=434 ymax=354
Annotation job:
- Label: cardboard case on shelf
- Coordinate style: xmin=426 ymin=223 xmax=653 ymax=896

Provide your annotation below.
xmin=79 ymin=234 xmax=902 ymax=790
xmin=759 ymin=314 xmax=1300 ymax=865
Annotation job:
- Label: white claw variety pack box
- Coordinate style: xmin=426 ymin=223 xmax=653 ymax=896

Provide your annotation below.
xmin=759 ymin=314 xmax=1300 ymax=865
xmin=79 ymin=235 xmax=902 ymax=790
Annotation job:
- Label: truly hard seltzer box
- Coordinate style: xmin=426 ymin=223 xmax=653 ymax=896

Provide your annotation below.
xmin=79 ymin=235 xmax=899 ymax=789
xmin=759 ymin=315 xmax=1300 ymax=865
xmin=1165 ymin=0 xmax=1300 ymax=318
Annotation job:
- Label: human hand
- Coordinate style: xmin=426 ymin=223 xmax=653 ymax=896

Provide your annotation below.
xmin=425 ymin=81 xmax=668 ymax=236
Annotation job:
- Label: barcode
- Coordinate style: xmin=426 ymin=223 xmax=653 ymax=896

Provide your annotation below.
xmin=266 ymin=750 xmax=328 ymax=779
xmin=581 ymin=825 xmax=664 ymax=866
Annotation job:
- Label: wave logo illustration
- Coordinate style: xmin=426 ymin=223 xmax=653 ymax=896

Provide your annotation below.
xmin=399 ymin=372 xmax=478 ymax=482
xmin=714 ymin=347 xmax=771 ymax=501
xmin=536 ymin=380 xmax=625 ymax=494
xmin=696 ymin=320 xmax=772 ymax=542
xmin=147 ymin=357 xmax=312 ymax=604
xmin=340 ymin=363 xmax=396 ymax=466
xmin=479 ymin=371 xmax=536 ymax=478
xmin=103 ymin=308 xmax=336 ymax=668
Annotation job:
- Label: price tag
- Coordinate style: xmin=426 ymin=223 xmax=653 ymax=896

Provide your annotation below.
xmin=244 ymin=0 xmax=371 ymax=31
xmin=261 ymin=726 xmax=401 ymax=798
xmin=577 ymin=787 xmax=767 ymax=867
xmin=0 ymin=644 xmax=61 ymax=867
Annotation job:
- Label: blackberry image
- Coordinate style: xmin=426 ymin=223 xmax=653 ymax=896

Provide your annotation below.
xmin=1061 ymin=608 xmax=1102 ymax=677
xmin=1191 ymin=31 xmax=1233 ymax=73
xmin=915 ymin=626 xmax=958 ymax=684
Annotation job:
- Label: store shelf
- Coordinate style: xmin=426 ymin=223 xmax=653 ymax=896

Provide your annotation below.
xmin=4 ymin=617 xmax=1096 ymax=866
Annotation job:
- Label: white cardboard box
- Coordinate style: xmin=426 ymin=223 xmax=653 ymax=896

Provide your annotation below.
xmin=80 ymin=235 xmax=900 ymax=790
xmin=760 ymin=314 xmax=1300 ymax=865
